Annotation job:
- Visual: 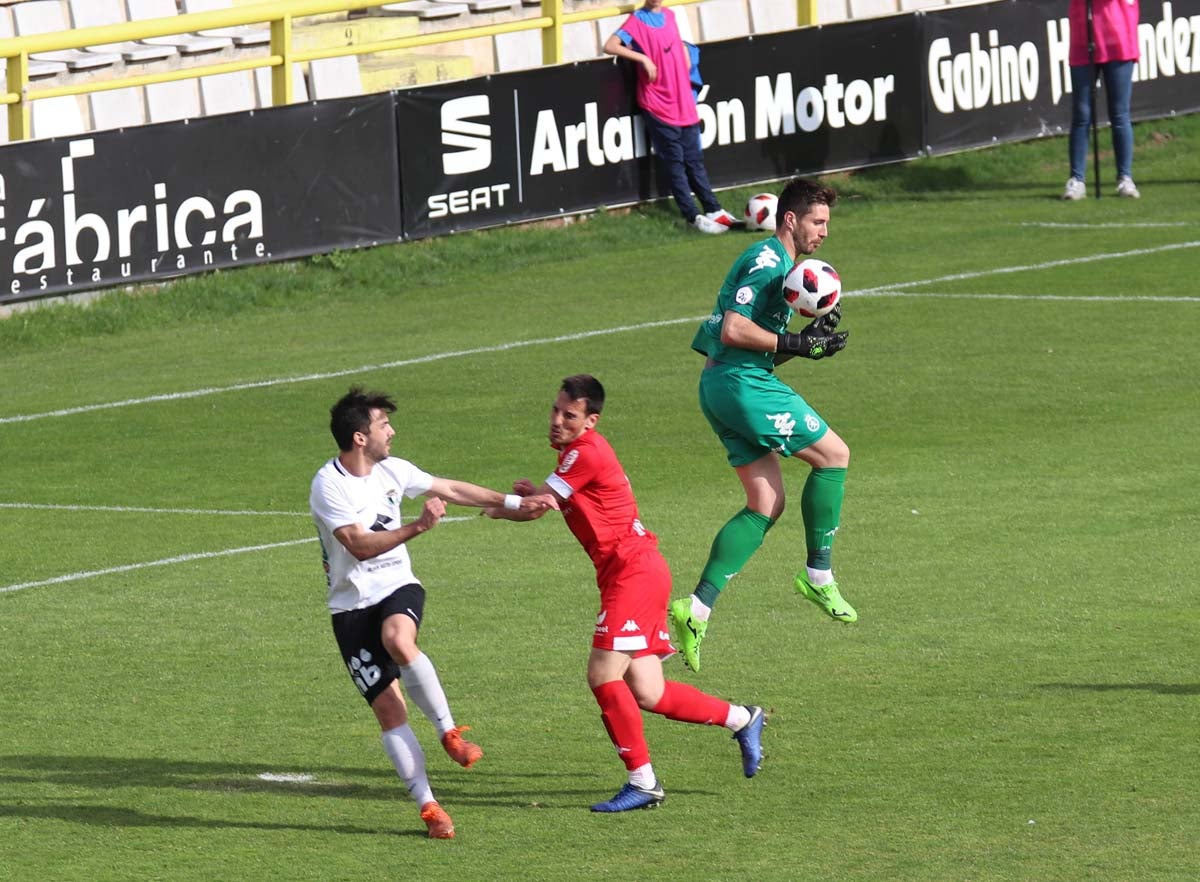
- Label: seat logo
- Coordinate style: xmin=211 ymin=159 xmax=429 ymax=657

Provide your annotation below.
xmin=441 ymin=95 xmax=492 ymax=175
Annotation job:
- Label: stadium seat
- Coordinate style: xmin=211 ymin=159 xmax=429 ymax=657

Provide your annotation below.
xmin=562 ymin=21 xmax=598 ymax=61
xmin=696 ymin=0 xmax=751 ymax=40
xmin=31 ymin=95 xmax=88 ymax=140
xmin=13 ymin=1 xmax=122 ymax=71
xmin=125 ymin=0 xmax=234 ymax=54
xmin=308 ymin=56 xmax=364 ymax=100
xmin=254 ymin=64 xmax=310 ymax=107
xmin=494 ymin=19 xmax=597 ymax=70
xmin=66 ymin=0 xmax=178 ymax=63
xmin=848 ymin=0 xmax=901 ymax=18
xmin=89 ymin=86 xmax=149 ymax=131
xmin=377 ymin=1 xmax=469 ymax=21
xmin=748 ymin=0 xmax=797 ymax=33
xmin=0 ymin=9 xmax=68 ymax=78
xmin=180 ymin=0 xmax=271 ymax=47
xmin=199 ymin=70 xmax=257 ymax=116
xmin=493 ymin=29 xmax=538 ymax=72
xmin=145 ymin=79 xmax=202 ymax=123
xmin=675 ymin=8 xmax=698 ymax=44
xmin=454 ymin=0 xmax=516 ymax=12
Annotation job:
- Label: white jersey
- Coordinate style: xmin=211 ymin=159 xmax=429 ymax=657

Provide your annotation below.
xmin=309 ymin=455 xmax=435 ymax=613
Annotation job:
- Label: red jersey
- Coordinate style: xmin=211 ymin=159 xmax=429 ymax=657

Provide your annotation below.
xmin=545 ymin=429 xmax=658 ymax=580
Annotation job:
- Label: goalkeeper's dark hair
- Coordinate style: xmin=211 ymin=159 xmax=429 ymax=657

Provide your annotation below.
xmin=330 ymin=386 xmax=397 ymax=451
xmin=777 ymin=177 xmax=838 ymax=221
xmin=560 ymin=374 xmax=605 ymax=415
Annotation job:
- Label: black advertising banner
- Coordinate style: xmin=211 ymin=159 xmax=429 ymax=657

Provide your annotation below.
xmin=921 ymin=0 xmax=1200 ymax=154
xmin=394 ymin=63 xmax=640 ymax=238
xmin=395 ymin=14 xmax=925 ymax=239
xmin=0 ymin=93 xmax=400 ymax=305
xmin=695 ymin=16 xmax=925 ymax=183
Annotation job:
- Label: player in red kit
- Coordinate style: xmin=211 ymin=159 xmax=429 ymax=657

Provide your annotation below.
xmin=487 ymin=375 xmax=765 ymax=811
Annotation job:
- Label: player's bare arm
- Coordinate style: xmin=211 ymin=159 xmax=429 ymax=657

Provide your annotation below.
xmin=333 ymin=496 xmax=446 ymax=560
xmin=425 ymin=476 xmax=559 ymax=513
xmin=484 ymin=480 xmax=562 ymax=522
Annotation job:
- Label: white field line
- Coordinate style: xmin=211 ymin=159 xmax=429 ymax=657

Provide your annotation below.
xmin=853 ymin=240 xmax=1200 ymax=295
xmin=0 ymin=515 xmax=474 ymax=595
xmin=1019 ymin=221 xmax=1194 ymax=228
xmin=0 ymin=317 xmax=704 ymax=425
xmin=0 ymin=502 xmax=311 ymax=517
xmin=854 ymin=291 xmax=1200 ymax=303
xmin=0 ymin=537 xmax=317 ymax=595
xmin=3 ymin=238 xmax=1197 ymax=426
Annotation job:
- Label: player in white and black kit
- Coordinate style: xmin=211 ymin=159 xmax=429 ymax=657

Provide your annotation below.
xmin=310 ymin=387 xmax=558 ymax=839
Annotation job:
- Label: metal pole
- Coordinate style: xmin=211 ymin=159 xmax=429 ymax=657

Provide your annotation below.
xmin=1086 ymin=0 xmax=1102 ymax=199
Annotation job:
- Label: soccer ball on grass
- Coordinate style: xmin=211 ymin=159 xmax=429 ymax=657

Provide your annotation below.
xmin=782 ymin=258 xmax=841 ymax=318
xmin=744 ymin=193 xmax=778 ymax=232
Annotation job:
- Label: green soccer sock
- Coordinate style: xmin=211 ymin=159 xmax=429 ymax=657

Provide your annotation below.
xmin=694 ymin=508 xmax=775 ymax=608
xmin=801 ymin=466 xmax=847 ymax=570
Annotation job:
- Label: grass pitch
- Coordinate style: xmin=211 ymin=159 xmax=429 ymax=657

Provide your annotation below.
xmin=1 ymin=115 xmax=1198 ymax=882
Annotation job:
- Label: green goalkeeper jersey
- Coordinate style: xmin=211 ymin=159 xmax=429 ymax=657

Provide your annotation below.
xmin=691 ymin=236 xmax=795 ymax=370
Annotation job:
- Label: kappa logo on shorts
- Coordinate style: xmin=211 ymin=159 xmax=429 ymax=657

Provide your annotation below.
xmin=620 ymin=619 xmax=639 ymax=632
xmin=766 ymin=411 xmax=796 ymax=438
xmin=558 ymin=449 xmax=579 ymax=474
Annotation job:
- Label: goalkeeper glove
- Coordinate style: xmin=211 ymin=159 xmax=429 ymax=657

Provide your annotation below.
xmin=777 ymin=312 xmax=848 ymax=360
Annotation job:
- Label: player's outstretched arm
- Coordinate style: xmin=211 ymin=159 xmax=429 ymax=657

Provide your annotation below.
xmin=484 ymin=481 xmax=562 ymax=522
xmin=426 ymin=477 xmax=559 ymax=514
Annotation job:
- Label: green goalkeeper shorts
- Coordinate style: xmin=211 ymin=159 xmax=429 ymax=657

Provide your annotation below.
xmin=698 ymin=362 xmax=828 ymax=467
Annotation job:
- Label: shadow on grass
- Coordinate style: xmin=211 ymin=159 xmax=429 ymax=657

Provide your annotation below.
xmin=0 ymin=754 xmax=660 ymax=822
xmin=1037 ymin=682 xmax=1200 ymax=695
xmin=0 ymin=801 xmax=416 ymax=836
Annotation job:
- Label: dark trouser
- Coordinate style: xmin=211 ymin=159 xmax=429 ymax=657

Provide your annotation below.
xmin=642 ymin=111 xmax=721 ymax=222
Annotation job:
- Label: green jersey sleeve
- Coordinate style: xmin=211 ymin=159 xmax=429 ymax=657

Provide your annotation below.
xmin=690 ymin=237 xmax=795 ymax=370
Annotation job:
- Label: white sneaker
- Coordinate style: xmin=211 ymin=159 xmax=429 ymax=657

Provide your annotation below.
xmin=1116 ymin=176 xmax=1141 ymax=198
xmin=1062 ymin=177 xmax=1086 ymax=201
xmin=693 ymin=214 xmax=729 ymax=234
xmin=705 ymin=209 xmax=738 ymax=227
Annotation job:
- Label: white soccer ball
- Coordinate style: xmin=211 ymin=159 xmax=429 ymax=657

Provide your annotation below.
xmin=782 ymin=258 xmax=841 ymax=318
xmin=744 ymin=193 xmax=778 ymax=232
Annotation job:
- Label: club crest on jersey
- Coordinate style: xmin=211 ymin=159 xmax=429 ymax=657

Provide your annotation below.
xmin=558 ymin=449 xmax=579 ymax=473
xmin=386 ymin=489 xmax=400 ymax=508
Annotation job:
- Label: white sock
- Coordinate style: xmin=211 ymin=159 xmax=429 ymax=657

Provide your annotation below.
xmin=689 ymin=595 xmax=712 ymax=622
xmin=724 ymin=704 xmax=751 ymax=732
xmin=381 ymin=724 xmax=435 ymax=807
xmin=806 ymin=567 xmax=834 ymax=587
xmin=399 ymin=652 xmax=455 ymax=737
xmin=629 ymin=763 xmax=656 ymax=790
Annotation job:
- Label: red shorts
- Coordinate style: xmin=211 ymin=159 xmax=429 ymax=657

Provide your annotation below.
xmin=592 ymin=548 xmax=675 ymax=658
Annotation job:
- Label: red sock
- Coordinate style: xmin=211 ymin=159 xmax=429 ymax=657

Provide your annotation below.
xmin=651 ymin=680 xmax=731 ymax=726
xmin=592 ymin=680 xmax=650 ymax=770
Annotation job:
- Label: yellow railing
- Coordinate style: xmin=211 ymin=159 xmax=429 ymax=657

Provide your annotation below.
xmin=0 ymin=0 xmax=818 ymax=142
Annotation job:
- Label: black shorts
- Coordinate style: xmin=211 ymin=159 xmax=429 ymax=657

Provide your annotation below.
xmin=330 ymin=583 xmax=426 ymax=705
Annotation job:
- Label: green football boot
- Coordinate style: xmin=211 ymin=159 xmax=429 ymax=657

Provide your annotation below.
xmin=668 ymin=597 xmax=707 ymax=672
xmin=794 ymin=573 xmax=857 ymax=622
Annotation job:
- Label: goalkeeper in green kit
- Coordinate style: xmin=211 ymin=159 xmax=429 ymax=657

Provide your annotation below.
xmin=671 ymin=177 xmax=855 ymax=674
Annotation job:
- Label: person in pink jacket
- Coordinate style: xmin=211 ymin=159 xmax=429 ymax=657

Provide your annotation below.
xmin=1063 ymin=0 xmax=1142 ymax=199
xmin=603 ymin=1 xmax=736 ymax=233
